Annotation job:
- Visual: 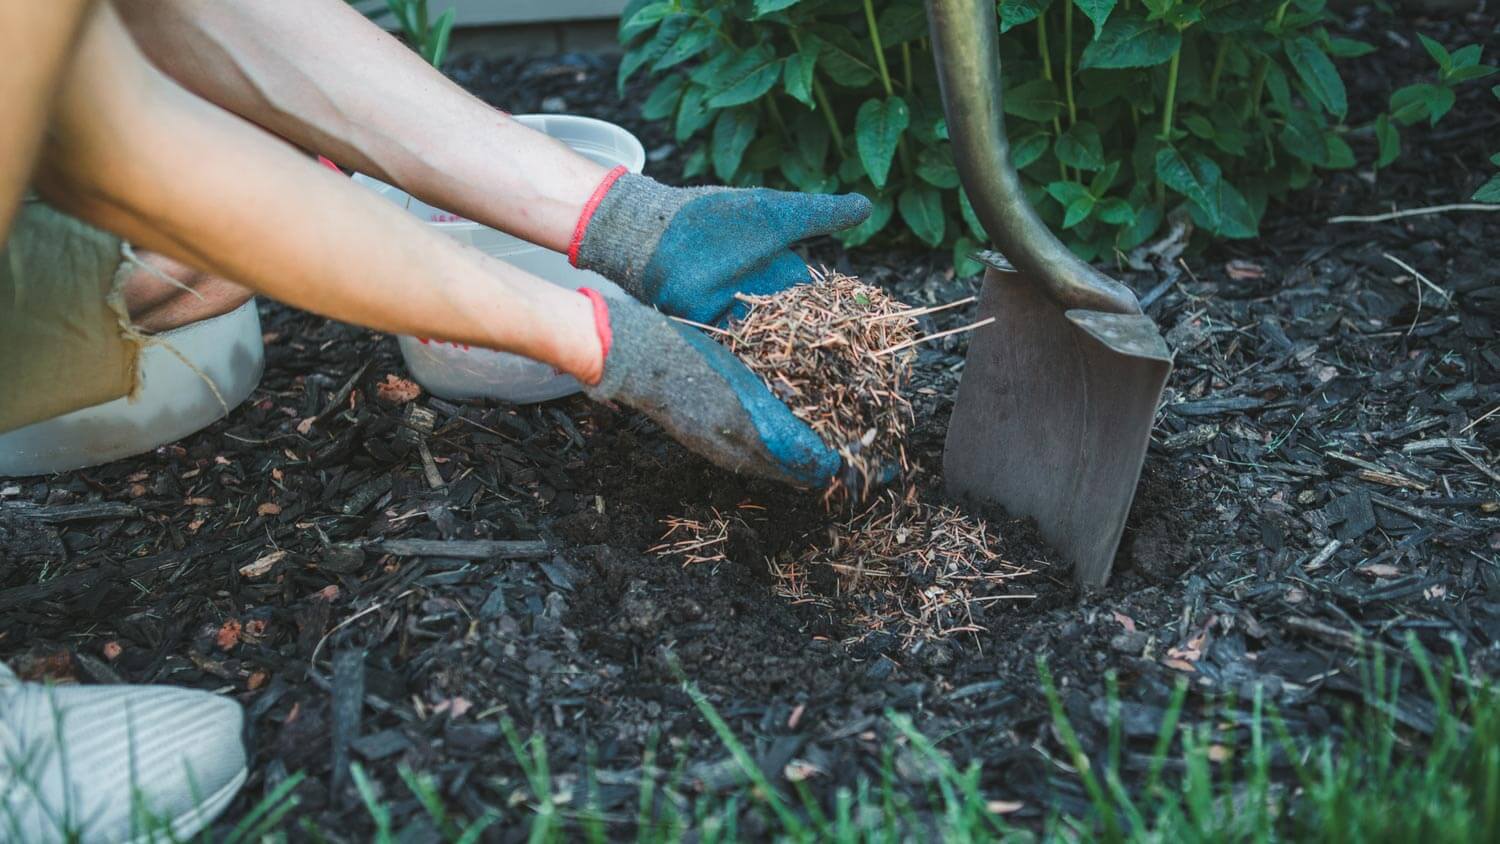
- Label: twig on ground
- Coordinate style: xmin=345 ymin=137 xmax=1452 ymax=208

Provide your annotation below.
xmin=1328 ymin=203 xmax=1500 ymax=224
xmin=1382 ymin=253 xmax=1452 ymax=305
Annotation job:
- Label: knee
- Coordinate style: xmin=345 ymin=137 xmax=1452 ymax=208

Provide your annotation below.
xmin=123 ymin=251 xmax=254 ymax=332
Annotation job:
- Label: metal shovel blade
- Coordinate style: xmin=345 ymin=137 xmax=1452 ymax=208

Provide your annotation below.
xmin=943 ymin=257 xmax=1172 ymax=586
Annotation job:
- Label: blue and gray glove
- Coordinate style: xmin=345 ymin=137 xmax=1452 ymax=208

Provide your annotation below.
xmin=569 ymin=168 xmax=871 ymax=325
xmin=578 ymin=287 xmax=839 ymax=488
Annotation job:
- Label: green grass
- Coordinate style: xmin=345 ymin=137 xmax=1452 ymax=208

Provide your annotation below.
xmin=12 ymin=636 xmax=1496 ymax=842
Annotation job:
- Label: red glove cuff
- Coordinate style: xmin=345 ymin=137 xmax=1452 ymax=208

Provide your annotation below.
xmin=568 ymin=165 xmax=628 ymax=267
xmin=577 ymin=287 xmax=613 ymax=365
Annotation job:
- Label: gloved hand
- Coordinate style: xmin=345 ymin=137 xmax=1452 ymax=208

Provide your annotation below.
xmin=569 ymin=168 xmax=871 ymax=325
xmin=577 ymin=287 xmax=839 ymax=488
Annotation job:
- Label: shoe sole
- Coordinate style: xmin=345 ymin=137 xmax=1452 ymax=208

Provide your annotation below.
xmin=123 ymin=764 xmax=249 ymax=844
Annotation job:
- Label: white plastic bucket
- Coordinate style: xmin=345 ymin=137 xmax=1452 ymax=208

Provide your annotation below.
xmin=0 ymin=298 xmax=265 ymax=477
xmin=354 ymin=114 xmax=646 ymax=403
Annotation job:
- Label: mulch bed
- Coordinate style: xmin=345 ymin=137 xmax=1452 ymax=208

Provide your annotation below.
xmin=2 ymin=7 xmax=1497 ymax=837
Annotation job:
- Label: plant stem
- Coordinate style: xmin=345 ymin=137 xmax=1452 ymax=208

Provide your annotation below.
xmin=1064 ymin=0 xmax=1077 ymax=126
xmin=1160 ymin=48 xmax=1182 ymax=141
xmin=901 ymin=42 xmax=913 ymax=92
xmin=861 ymin=0 xmax=895 ymax=97
xmin=812 ymin=78 xmax=846 ymax=153
xmin=1246 ymin=59 xmax=1269 ymax=120
xmin=1037 ymin=12 xmax=1067 ymax=180
xmin=766 ymin=94 xmax=788 ymax=137
xmin=1037 ymin=10 xmax=1054 ymax=82
xmin=1207 ymin=39 xmax=1229 ymax=101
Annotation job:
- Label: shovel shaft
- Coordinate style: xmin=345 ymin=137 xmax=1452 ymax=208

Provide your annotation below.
xmin=925 ymin=0 xmax=1142 ymax=316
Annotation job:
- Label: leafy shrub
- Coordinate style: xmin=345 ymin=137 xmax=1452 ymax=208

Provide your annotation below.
xmin=618 ymin=0 xmax=1480 ymax=269
xmin=1378 ymin=35 xmax=1498 ymax=203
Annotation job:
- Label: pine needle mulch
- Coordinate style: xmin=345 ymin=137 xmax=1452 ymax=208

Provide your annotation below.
xmin=656 ymin=269 xmax=1035 ymax=648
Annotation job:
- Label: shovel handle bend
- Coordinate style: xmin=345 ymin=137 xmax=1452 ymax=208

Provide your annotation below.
xmin=925 ymin=0 xmax=1142 ymax=316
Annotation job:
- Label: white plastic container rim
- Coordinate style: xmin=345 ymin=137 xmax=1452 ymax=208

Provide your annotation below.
xmin=355 ymin=113 xmax=646 ymax=404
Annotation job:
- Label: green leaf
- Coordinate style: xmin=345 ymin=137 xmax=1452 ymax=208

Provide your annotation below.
xmin=783 ymin=47 xmax=818 ymax=108
xmin=1328 ymin=37 xmax=1376 ymax=58
xmin=781 ymin=154 xmax=838 ymax=194
xmin=712 ymin=108 xmax=759 ymax=182
xmin=1183 ymin=114 xmax=1215 ymax=140
xmin=752 ymin=0 xmax=801 ymax=17
xmin=706 ymin=47 xmax=782 ymax=108
xmin=1003 ymin=79 xmax=1063 ymax=122
xmin=1448 ymin=64 xmax=1498 ymax=83
xmin=999 ymin=0 xmax=1051 ymax=33
xmin=792 ymin=109 xmax=830 ymax=168
xmin=1389 ymin=83 xmax=1455 ymax=126
xmin=1096 ymin=197 xmax=1135 ymax=225
xmin=619 ymin=0 xmax=671 ymax=41
xmin=682 ymin=145 xmax=708 ymax=179
xmin=1116 ymin=201 xmax=1163 ymax=251
xmin=899 ymin=185 xmax=946 ymax=246
xmin=840 ymin=194 xmax=894 ymax=247
xmin=423 ymin=8 xmax=454 ymax=67
xmin=958 ymin=188 xmax=986 ymax=240
xmin=1286 ymin=37 xmax=1347 ymax=119
xmin=1089 ymin=160 xmax=1121 ymax=195
xmin=641 ymin=76 xmax=686 ymax=122
xmin=1079 ymin=12 xmax=1181 ymax=70
xmin=619 ymin=15 xmax=690 ymax=95
xmin=1264 ymin=61 xmax=1292 ymax=116
xmin=1154 ymin=146 xmax=1216 ymax=222
xmin=1473 ymin=173 xmax=1500 ymax=204
xmin=915 ymin=144 xmax=960 ymax=189
xmin=654 ymin=21 xmax=718 ymax=72
xmin=839 ymin=155 xmax=867 ymax=183
xmin=1278 ymin=108 xmax=1327 ymax=164
xmin=1324 ymin=133 xmax=1355 ymax=169
xmin=1190 ymin=177 xmax=1258 ymax=238
xmin=674 ymin=84 xmax=715 ymax=142
xmin=1011 ymin=132 xmax=1051 ymax=170
xmin=1418 ymin=33 xmax=1452 ymax=74
xmin=1045 ymin=180 xmax=1092 ymax=207
xmin=1374 ymin=113 xmax=1400 ymax=168
xmin=877 ymin=2 xmax=929 ymax=45
xmin=855 ymin=96 xmax=909 ymax=189
xmin=1056 ymin=122 xmax=1106 ymax=171
xmin=953 ymin=236 xmax=985 ymax=278
xmin=807 ymin=27 xmax=879 ymax=88
xmin=1202 ymin=0 xmax=1281 ymax=33
xmin=1450 ymin=43 xmax=1483 ymax=69
xmin=1062 ymin=195 xmax=1096 ymax=228
xmin=1075 ymin=0 xmax=1118 ymax=39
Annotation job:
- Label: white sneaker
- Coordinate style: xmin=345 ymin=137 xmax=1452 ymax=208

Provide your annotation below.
xmin=0 ymin=661 xmax=248 ymax=843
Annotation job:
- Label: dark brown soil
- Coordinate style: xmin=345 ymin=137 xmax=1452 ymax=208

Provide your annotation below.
xmin=2 ymin=6 xmax=1497 ymax=837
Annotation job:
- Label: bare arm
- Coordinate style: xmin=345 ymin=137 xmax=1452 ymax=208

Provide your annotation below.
xmin=0 ymin=1 xmax=96 ymax=237
xmin=37 ymin=3 xmax=603 ymax=382
xmin=113 ymin=0 xmax=607 ymax=253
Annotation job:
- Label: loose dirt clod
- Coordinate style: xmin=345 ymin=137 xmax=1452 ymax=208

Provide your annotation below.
xmin=722 ymin=268 xmax=919 ymax=498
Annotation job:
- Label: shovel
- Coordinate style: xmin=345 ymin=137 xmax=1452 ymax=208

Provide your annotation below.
xmin=924 ymin=0 xmax=1173 ymax=586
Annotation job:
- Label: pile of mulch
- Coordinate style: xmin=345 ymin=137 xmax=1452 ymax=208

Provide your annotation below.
xmin=654 ymin=270 xmax=1034 ymax=647
xmin=0 ymin=7 xmax=1497 ymax=836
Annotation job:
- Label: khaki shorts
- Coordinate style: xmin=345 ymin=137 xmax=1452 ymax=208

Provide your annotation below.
xmin=0 ymin=199 xmax=142 ymax=434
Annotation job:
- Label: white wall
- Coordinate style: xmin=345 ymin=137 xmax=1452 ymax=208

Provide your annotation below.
xmin=443 ymin=0 xmax=626 ymax=25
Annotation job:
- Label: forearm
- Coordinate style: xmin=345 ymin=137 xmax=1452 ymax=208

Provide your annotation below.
xmin=0 ymin=1 xmax=96 ymax=237
xmin=113 ymin=0 xmax=607 ymax=252
xmin=38 ymin=4 xmax=601 ymax=381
